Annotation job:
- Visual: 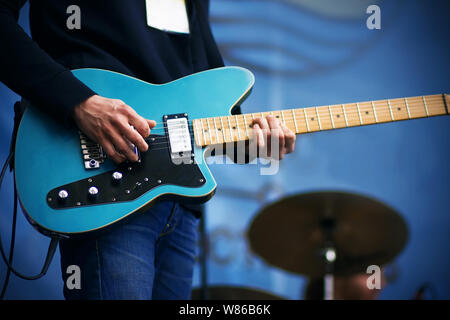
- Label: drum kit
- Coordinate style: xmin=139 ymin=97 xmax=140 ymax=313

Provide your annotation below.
xmin=193 ymin=191 xmax=409 ymax=300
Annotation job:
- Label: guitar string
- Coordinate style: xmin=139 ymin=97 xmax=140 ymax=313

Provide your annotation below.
xmin=125 ymin=103 xmax=447 ymax=152
xmin=80 ymin=100 xmax=446 ymax=154
xmin=145 ymin=98 xmax=446 ymax=132
xmin=140 ymin=100 xmax=446 ymax=141
xmin=140 ymin=96 xmax=445 ymax=127
xmin=140 ymin=101 xmax=448 ymax=151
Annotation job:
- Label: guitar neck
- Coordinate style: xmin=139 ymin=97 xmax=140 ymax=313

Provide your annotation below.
xmin=193 ymin=94 xmax=449 ymax=147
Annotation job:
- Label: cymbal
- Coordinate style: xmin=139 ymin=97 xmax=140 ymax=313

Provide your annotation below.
xmin=191 ymin=286 xmax=284 ymax=300
xmin=247 ymin=191 xmax=408 ymax=277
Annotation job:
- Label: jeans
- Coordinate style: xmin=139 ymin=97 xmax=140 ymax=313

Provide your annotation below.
xmin=59 ymin=201 xmax=199 ymax=299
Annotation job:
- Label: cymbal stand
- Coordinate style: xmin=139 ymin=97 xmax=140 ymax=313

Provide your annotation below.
xmin=321 ymin=215 xmax=336 ymax=300
xmin=323 ymin=246 xmax=336 ymax=300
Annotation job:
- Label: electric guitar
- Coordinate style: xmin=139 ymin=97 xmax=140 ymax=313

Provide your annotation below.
xmin=14 ymin=67 xmax=449 ymax=236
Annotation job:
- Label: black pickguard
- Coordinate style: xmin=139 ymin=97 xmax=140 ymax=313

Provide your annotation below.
xmin=47 ymin=134 xmax=206 ymax=209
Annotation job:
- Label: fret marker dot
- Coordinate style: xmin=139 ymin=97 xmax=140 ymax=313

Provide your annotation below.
xmin=397 ymin=107 xmax=401 ymax=111
xmin=311 ymin=117 xmax=315 ymax=121
xmin=365 ymin=111 xmax=369 ymax=115
xmin=336 ymin=115 xmax=340 ymax=118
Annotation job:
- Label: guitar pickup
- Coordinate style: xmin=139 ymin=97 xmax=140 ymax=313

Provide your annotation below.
xmin=164 ymin=113 xmax=193 ymax=164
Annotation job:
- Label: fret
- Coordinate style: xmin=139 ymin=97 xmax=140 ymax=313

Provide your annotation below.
xmin=422 ymin=96 xmax=429 ymax=116
xmin=328 ymin=105 xmax=335 ymax=129
xmin=304 ymin=107 xmax=320 ymax=131
xmin=278 ymin=110 xmax=291 ymax=133
xmin=342 ymin=104 xmax=349 ymax=127
xmin=390 ymin=98 xmax=409 ymax=120
xmin=271 ymin=110 xmax=280 ymax=124
xmin=213 ymin=117 xmax=221 ymax=144
xmin=407 ymin=97 xmax=427 ymax=118
xmin=343 ymin=104 xmax=360 ymax=127
xmin=317 ymin=106 xmax=333 ymax=130
xmin=371 ymin=101 xmax=379 ymax=123
xmin=446 ymin=94 xmax=450 ymax=114
xmin=303 ymin=108 xmax=310 ymax=132
xmin=356 ymin=103 xmax=363 ymax=124
xmin=212 ymin=117 xmax=220 ymax=144
xmin=373 ymin=100 xmax=391 ymax=122
xmin=294 ymin=109 xmax=308 ymax=133
xmin=234 ymin=115 xmax=242 ymax=140
xmin=387 ymin=99 xmax=395 ymax=121
xmin=291 ymin=109 xmax=299 ymax=133
xmin=243 ymin=115 xmax=249 ymax=139
xmin=200 ymin=118 xmax=208 ymax=145
xmin=315 ymin=107 xmax=322 ymax=130
xmin=425 ymin=94 xmax=447 ymax=116
xmin=404 ymin=98 xmax=411 ymax=119
xmin=358 ymin=102 xmax=376 ymax=124
xmin=227 ymin=116 xmax=234 ymax=142
xmin=195 ymin=119 xmax=203 ymax=146
xmin=206 ymin=118 xmax=214 ymax=144
xmin=250 ymin=113 xmax=256 ymax=138
xmin=219 ymin=117 xmax=227 ymax=143
xmin=329 ymin=105 xmax=346 ymax=128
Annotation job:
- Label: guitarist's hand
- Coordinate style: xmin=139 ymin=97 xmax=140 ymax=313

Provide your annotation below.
xmin=252 ymin=115 xmax=296 ymax=160
xmin=72 ymin=95 xmax=156 ymax=164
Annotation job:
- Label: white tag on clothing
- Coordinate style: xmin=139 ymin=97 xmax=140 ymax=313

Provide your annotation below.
xmin=145 ymin=0 xmax=190 ymax=34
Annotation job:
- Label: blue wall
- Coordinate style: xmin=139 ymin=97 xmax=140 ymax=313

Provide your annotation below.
xmin=1 ymin=0 xmax=449 ymax=299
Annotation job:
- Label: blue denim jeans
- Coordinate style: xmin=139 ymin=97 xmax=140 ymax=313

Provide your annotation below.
xmin=59 ymin=201 xmax=199 ymax=299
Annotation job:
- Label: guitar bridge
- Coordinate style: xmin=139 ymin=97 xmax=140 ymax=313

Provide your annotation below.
xmin=79 ymin=131 xmax=106 ymax=169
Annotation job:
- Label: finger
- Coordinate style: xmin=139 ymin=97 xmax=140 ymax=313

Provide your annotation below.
xmin=125 ymin=107 xmax=151 ymax=138
xmin=266 ymin=116 xmax=284 ymax=159
xmin=266 ymin=115 xmax=280 ymax=128
xmin=281 ymin=123 xmax=296 ymax=153
xmin=118 ymin=123 xmax=149 ymax=152
xmin=252 ymin=123 xmax=265 ymax=148
xmin=105 ymin=127 xmax=139 ymax=162
xmin=101 ymin=138 xmax=126 ymax=164
xmin=254 ymin=116 xmax=270 ymax=131
xmin=253 ymin=117 xmax=270 ymax=149
xmin=147 ymin=119 xmax=156 ymax=129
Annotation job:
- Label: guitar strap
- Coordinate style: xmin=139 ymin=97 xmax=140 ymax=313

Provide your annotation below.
xmin=0 ymin=99 xmax=59 ymax=299
xmin=8 ymin=99 xmax=27 ymax=171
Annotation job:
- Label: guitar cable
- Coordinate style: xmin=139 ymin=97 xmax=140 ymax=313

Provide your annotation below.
xmin=0 ymin=104 xmax=59 ymax=299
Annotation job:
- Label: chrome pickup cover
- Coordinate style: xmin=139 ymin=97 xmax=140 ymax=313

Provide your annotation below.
xmin=164 ymin=113 xmax=193 ymax=164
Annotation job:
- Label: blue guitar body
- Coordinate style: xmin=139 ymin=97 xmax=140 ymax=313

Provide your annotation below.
xmin=14 ymin=67 xmax=255 ymax=236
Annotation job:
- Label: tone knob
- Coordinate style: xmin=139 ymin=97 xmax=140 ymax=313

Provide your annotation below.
xmin=88 ymin=186 xmax=99 ymax=198
xmin=58 ymin=190 xmax=69 ymax=200
xmin=112 ymin=171 xmax=123 ymax=182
